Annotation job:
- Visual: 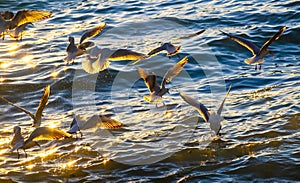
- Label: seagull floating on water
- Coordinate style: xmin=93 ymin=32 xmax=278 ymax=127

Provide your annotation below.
xmin=180 ymin=84 xmax=232 ymax=136
xmin=10 ymin=126 xmax=71 ymax=159
xmin=137 ymin=56 xmax=188 ymax=106
xmin=221 ymin=26 xmax=286 ymax=70
xmin=0 ymin=10 xmax=52 ymax=40
xmin=64 ymin=23 xmax=106 ymax=64
xmin=0 ymin=85 xmax=50 ymax=127
xmin=147 ymin=29 xmax=205 ymax=58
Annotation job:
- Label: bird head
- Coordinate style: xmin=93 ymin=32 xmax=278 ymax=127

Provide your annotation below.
xmin=13 ymin=126 xmax=21 ymax=134
xmin=68 ymin=36 xmax=75 ymax=44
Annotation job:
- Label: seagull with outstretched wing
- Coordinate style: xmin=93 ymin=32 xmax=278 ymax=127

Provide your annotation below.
xmin=147 ymin=29 xmax=205 ymax=58
xmin=138 ymin=56 xmax=188 ymax=106
xmin=67 ymin=114 xmax=123 ymax=136
xmin=0 ymin=10 xmax=52 ymax=40
xmin=64 ymin=23 xmax=106 ymax=64
xmin=0 ymin=85 xmax=50 ymax=127
xmin=10 ymin=126 xmax=71 ymax=159
xmin=180 ymin=84 xmax=232 ymax=136
xmin=221 ymin=26 xmax=286 ymax=70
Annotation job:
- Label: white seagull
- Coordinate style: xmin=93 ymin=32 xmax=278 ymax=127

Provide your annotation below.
xmin=137 ymin=56 xmax=188 ymax=106
xmin=180 ymin=84 xmax=232 ymax=136
xmin=0 ymin=85 xmax=50 ymax=127
xmin=221 ymin=26 xmax=286 ymax=70
xmin=10 ymin=126 xmax=71 ymax=159
xmin=64 ymin=23 xmax=106 ymax=64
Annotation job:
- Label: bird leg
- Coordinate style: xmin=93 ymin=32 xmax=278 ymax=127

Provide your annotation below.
xmin=35 ymin=142 xmax=41 ymax=148
xmin=254 ymin=65 xmax=257 ymax=70
xmin=259 ymin=65 xmax=262 ymax=70
xmin=17 ymin=149 xmax=20 ymax=159
xmin=24 ymin=149 xmax=27 ymax=158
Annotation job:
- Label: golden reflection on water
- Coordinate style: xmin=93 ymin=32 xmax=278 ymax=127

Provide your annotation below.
xmin=165 ymin=110 xmax=173 ymax=119
xmin=62 ymin=159 xmax=77 ymax=169
xmin=0 ymin=76 xmax=5 ymax=83
xmin=51 ymin=70 xmax=59 ymax=78
xmin=21 ymin=54 xmax=37 ymax=68
xmin=26 ymin=164 xmax=35 ymax=170
xmin=39 ymin=147 xmax=58 ymax=158
xmin=8 ymin=42 xmax=19 ymax=53
xmin=0 ymin=62 xmax=11 ymax=69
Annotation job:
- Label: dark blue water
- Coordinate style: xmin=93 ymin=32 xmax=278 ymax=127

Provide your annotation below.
xmin=0 ymin=0 xmax=299 ymax=182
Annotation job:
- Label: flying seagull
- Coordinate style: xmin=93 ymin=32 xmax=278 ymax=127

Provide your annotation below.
xmin=137 ymin=56 xmax=188 ymax=106
xmin=221 ymin=26 xmax=286 ymax=70
xmin=179 ymin=84 xmax=232 ymax=136
xmin=147 ymin=29 xmax=205 ymax=58
xmin=63 ymin=23 xmax=106 ymax=64
xmin=10 ymin=126 xmax=71 ymax=159
xmin=82 ymin=47 xmax=147 ymax=73
xmin=68 ymin=114 xmax=123 ymax=136
xmin=0 ymin=10 xmax=52 ymax=40
xmin=0 ymin=85 xmax=50 ymax=127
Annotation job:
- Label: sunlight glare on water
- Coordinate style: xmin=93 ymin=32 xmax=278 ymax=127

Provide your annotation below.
xmin=0 ymin=0 xmax=299 ymax=182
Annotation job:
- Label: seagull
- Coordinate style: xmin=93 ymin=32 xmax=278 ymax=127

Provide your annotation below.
xmin=137 ymin=56 xmax=188 ymax=106
xmin=147 ymin=42 xmax=181 ymax=57
xmin=8 ymin=22 xmax=33 ymax=41
xmin=68 ymin=114 xmax=123 ymax=136
xmin=0 ymin=10 xmax=52 ymax=40
xmin=83 ymin=47 xmax=147 ymax=73
xmin=179 ymin=84 xmax=232 ymax=136
xmin=63 ymin=23 xmax=106 ymax=64
xmin=221 ymin=26 xmax=286 ymax=70
xmin=147 ymin=29 xmax=205 ymax=58
xmin=0 ymin=85 xmax=50 ymax=127
xmin=10 ymin=126 xmax=71 ymax=159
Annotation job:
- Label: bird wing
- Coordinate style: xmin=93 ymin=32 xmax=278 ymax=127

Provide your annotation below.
xmin=0 ymin=96 xmax=35 ymax=121
xmin=108 ymin=49 xmax=147 ymax=61
xmin=10 ymin=140 xmax=24 ymax=152
xmin=137 ymin=67 xmax=160 ymax=93
xmin=33 ymin=85 xmax=50 ymax=127
xmin=221 ymin=30 xmax=260 ymax=55
xmin=67 ymin=116 xmax=81 ymax=134
xmin=25 ymin=127 xmax=71 ymax=144
xmin=259 ymin=26 xmax=286 ymax=55
xmin=179 ymin=92 xmax=210 ymax=122
xmin=161 ymin=56 xmax=188 ymax=88
xmin=10 ymin=10 xmax=52 ymax=29
xmin=80 ymin=115 xmax=122 ymax=130
xmin=78 ymin=41 xmax=95 ymax=50
xmin=99 ymin=115 xmax=123 ymax=129
xmin=79 ymin=22 xmax=106 ymax=44
xmin=147 ymin=43 xmax=167 ymax=56
xmin=217 ymin=84 xmax=232 ymax=115
xmin=171 ymin=29 xmax=205 ymax=42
